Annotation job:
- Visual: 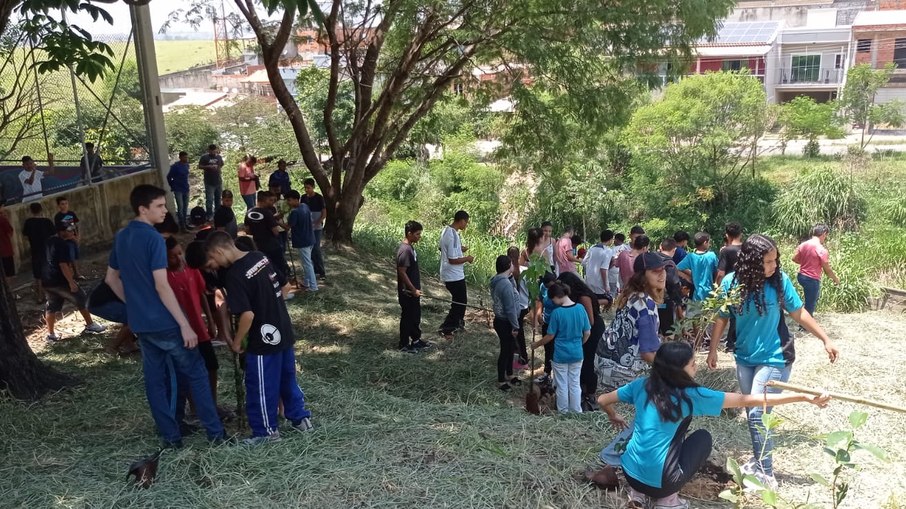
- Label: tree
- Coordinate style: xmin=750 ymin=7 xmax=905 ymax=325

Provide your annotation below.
xmin=779 ymin=96 xmax=844 ymax=157
xmin=169 ymin=0 xmax=735 ymax=242
xmin=838 ymin=63 xmax=906 ymax=149
xmin=164 ymin=106 xmax=220 ymax=158
xmin=0 ymin=25 xmax=51 ymax=161
xmin=622 ymin=71 xmax=774 ymax=230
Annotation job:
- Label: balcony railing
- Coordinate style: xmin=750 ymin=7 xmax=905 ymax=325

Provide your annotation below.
xmin=779 ymin=67 xmax=844 ymax=85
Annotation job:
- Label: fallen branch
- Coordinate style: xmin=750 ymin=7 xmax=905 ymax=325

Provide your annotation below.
xmin=767 ymin=381 xmax=906 ymax=413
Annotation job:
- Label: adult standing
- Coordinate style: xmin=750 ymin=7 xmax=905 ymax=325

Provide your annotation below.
xmin=300 ymin=178 xmax=327 ymax=280
xmin=285 ymin=190 xmax=318 ymax=293
xmin=167 ymin=151 xmax=191 ymax=231
xmin=518 ymin=227 xmax=545 ymax=267
xmin=792 ymin=224 xmax=839 ymax=317
xmin=19 ymin=156 xmax=51 ymax=203
xmin=540 ymin=221 xmax=555 ymax=271
xmin=438 ymin=210 xmax=473 ymax=339
xmin=238 ymin=156 xmax=260 ymax=210
xmin=105 ymin=184 xmax=225 ymax=448
xmin=396 ymin=221 xmax=428 ymax=352
xmin=707 ymin=234 xmax=839 ymax=488
xmin=198 ymin=144 xmax=224 ymax=221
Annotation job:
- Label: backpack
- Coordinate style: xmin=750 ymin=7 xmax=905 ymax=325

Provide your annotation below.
xmin=594 ymin=294 xmax=654 ymax=391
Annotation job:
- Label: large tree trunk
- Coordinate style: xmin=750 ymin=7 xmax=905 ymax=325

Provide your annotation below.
xmin=0 ymin=276 xmax=78 ymax=400
xmin=324 ymin=180 xmax=366 ymax=245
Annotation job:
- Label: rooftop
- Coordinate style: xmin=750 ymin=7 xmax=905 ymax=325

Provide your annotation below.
xmin=852 ymin=10 xmax=906 ymax=27
xmin=699 ymin=21 xmax=781 ymax=47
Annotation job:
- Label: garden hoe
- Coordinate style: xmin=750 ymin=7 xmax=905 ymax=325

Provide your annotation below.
xmin=525 ymin=329 xmax=541 ymax=415
xmin=126 ymin=448 xmax=163 ymax=489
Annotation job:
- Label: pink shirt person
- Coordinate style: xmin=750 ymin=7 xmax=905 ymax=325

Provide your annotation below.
xmin=793 ymin=238 xmax=828 ymax=280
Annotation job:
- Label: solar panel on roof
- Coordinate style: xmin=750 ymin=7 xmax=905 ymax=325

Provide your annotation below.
xmin=707 ymin=21 xmax=778 ymax=44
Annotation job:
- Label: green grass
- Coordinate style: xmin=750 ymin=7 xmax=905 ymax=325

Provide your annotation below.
xmin=154 ymin=40 xmax=217 ymax=75
xmin=2 ymin=246 xmax=906 ymax=507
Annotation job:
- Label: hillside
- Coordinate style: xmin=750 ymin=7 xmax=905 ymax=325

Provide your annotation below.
xmin=155 ymin=39 xmax=216 ymax=75
xmin=2 ymin=245 xmax=905 ymax=507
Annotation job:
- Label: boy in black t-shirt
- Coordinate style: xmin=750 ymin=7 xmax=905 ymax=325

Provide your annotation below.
xmin=22 ymin=202 xmax=55 ymax=301
xmin=717 ymin=222 xmax=743 ymax=352
xmin=213 ymin=190 xmax=238 ymax=238
xmin=244 ymin=191 xmax=292 ymax=300
xmin=204 ymin=231 xmax=312 ymax=444
xmin=54 ymin=196 xmax=84 ymax=279
xmin=43 ymin=223 xmax=106 ymax=342
xmin=397 ymin=221 xmax=427 ymax=353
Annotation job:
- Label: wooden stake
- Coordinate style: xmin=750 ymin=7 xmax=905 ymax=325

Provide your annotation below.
xmin=766 ymin=381 xmax=906 ymax=414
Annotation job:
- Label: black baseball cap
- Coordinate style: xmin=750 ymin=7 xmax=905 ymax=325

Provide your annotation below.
xmin=634 ymin=252 xmax=669 ymax=273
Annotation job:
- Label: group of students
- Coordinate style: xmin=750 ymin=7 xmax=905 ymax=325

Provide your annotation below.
xmin=395 ymin=214 xmax=842 ymax=509
xmin=96 ymin=184 xmax=314 ymax=447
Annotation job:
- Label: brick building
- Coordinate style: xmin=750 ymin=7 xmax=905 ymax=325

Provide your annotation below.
xmin=851 ymin=9 xmax=906 ymax=101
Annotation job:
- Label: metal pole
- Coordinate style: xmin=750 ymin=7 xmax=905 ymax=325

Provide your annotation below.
xmin=28 ymin=37 xmax=52 ymax=162
xmin=62 ymin=9 xmax=89 ymax=185
xmin=130 ymin=2 xmax=174 ymax=209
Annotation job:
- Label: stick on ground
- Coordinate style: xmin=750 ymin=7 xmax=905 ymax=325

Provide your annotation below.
xmin=766 ymin=381 xmax=906 ymax=413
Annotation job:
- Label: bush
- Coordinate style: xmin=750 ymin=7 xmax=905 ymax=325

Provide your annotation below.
xmin=803 ymin=139 xmax=820 ymax=158
xmin=772 ymin=165 xmax=867 ymax=239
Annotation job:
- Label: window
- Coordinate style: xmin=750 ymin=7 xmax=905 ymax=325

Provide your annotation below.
xmin=857 ymin=39 xmax=872 ymax=53
xmin=722 ymin=59 xmax=743 ymax=71
xmin=895 ymin=38 xmax=906 ymax=67
xmin=791 ymin=54 xmax=820 ymax=82
xmin=834 ymin=54 xmax=845 ymax=69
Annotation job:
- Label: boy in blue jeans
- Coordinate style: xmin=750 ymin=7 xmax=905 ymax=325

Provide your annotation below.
xmin=204 ymin=231 xmax=313 ymax=444
xmin=105 ymin=185 xmax=225 ymax=448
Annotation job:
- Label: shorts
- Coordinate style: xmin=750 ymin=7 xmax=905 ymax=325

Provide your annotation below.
xmin=1 ymin=256 xmax=13 ymax=277
xmin=197 ymin=340 xmax=219 ymax=373
xmin=45 ymin=285 xmax=88 ymax=313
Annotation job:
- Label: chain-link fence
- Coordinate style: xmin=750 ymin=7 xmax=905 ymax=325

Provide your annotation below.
xmin=0 ymin=27 xmax=152 ymax=204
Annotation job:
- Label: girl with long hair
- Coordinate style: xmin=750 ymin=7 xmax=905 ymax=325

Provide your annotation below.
xmin=520 ymin=227 xmax=545 ymax=267
xmin=706 ymin=234 xmax=839 ymax=488
xmin=599 ymin=342 xmax=830 ymax=509
xmin=557 ymin=271 xmax=604 ymax=411
xmin=508 ymin=246 xmax=530 ymax=367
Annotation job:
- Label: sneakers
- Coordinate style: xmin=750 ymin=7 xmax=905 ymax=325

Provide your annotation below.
xmin=652 ymin=494 xmax=689 ymax=509
xmin=290 ymin=417 xmax=314 ymax=432
xmin=627 ymin=486 xmax=649 ymax=508
xmin=534 ymin=374 xmax=552 ymax=385
xmin=513 ymin=359 xmax=528 ymax=370
xmin=242 ymin=433 xmax=282 ymax=446
xmin=399 ymin=345 xmax=419 ymax=354
xmin=739 ymin=458 xmax=761 ymax=476
xmin=750 ymin=471 xmax=778 ymax=491
xmin=84 ymin=322 xmax=107 ymax=334
xmin=46 ymin=333 xmax=63 ymax=343
xmin=411 ymin=339 xmax=433 ymax=350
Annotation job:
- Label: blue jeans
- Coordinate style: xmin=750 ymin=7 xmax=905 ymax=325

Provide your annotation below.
xmin=137 ymin=328 xmax=224 ymax=444
xmin=242 ymin=193 xmax=256 ymax=210
xmin=736 ymin=363 xmax=792 ymax=476
xmin=298 ymin=247 xmax=318 ymax=290
xmin=797 ymin=273 xmax=821 ymax=316
xmin=204 ymin=181 xmax=222 ymax=219
xmin=600 ymin=422 xmax=634 ymax=466
xmin=173 ymin=191 xmax=189 ymax=228
xmin=312 ymin=229 xmax=325 ymax=277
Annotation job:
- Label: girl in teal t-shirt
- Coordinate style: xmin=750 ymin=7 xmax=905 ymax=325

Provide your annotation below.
xmin=599 ymin=342 xmax=831 ymax=509
xmin=706 ymin=234 xmax=839 ymax=488
xmin=532 ymin=282 xmax=590 ymax=413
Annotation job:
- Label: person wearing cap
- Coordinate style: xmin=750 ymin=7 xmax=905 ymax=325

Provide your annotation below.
xmin=42 ymin=222 xmax=107 ymax=342
xmin=585 ymin=251 xmax=665 ymax=487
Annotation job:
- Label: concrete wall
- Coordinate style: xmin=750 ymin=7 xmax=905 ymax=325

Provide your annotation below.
xmin=731 ymin=0 xmax=878 ymax=26
xmin=159 ymin=65 xmax=217 ymax=91
xmin=3 ymin=169 xmax=162 ymax=272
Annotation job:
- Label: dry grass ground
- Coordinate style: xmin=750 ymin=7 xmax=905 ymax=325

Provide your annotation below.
xmin=1 ymin=246 xmax=904 ymax=508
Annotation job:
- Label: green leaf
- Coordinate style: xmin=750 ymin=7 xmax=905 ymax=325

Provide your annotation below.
xmin=718 ymin=490 xmax=739 ymax=503
xmin=761 ymin=412 xmax=784 ymax=431
xmin=761 ymin=489 xmax=779 ymax=506
xmin=835 ymin=449 xmax=851 ymax=464
xmin=848 ymin=411 xmax=868 ymax=429
xmin=809 ymin=473 xmax=831 ymax=487
xmin=726 ymin=457 xmax=742 ymax=481
xmin=825 ymin=431 xmax=852 ymax=448
xmin=742 ymin=474 xmax=765 ymax=491
xmin=853 ymin=442 xmax=888 ymax=461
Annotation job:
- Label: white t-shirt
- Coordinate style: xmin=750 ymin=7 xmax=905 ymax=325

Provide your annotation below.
xmin=542 ymin=239 xmax=554 ymax=267
xmin=583 ymin=243 xmax=614 ymax=294
xmin=19 ymin=169 xmax=44 ymax=203
xmin=439 ymin=226 xmax=465 ymax=282
xmin=609 ymin=243 xmax=630 ymax=286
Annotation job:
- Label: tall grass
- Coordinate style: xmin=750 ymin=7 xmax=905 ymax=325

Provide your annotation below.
xmin=772 ymin=165 xmax=867 ymax=239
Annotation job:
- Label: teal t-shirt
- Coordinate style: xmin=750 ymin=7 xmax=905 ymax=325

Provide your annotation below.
xmin=618 ymin=378 xmax=725 ymax=488
xmin=547 ymin=303 xmax=591 ymax=364
xmin=719 ymin=271 xmax=803 ymax=368
xmin=677 ymin=250 xmax=718 ymax=301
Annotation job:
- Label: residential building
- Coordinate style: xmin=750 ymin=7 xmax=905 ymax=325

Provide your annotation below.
xmin=730 ymin=0 xmax=878 ymax=27
xmin=852 ymin=9 xmax=906 ymax=102
xmin=774 ymin=9 xmax=852 ymax=102
xmin=689 ymin=21 xmax=782 ymax=101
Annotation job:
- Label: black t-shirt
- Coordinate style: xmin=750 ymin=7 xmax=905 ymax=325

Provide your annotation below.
xmin=199 ymin=153 xmax=224 ymax=185
xmin=396 ymin=242 xmax=420 ymax=293
xmin=54 ymin=211 xmax=79 ymax=229
xmin=42 ymin=235 xmax=73 ymax=287
xmin=22 ymin=217 xmax=55 ymax=255
xmin=300 ymin=193 xmax=325 ymax=212
xmin=718 ymin=244 xmax=742 ymax=275
xmin=244 ymin=207 xmax=281 ymax=253
xmin=194 ymin=226 xmax=213 ymax=241
xmin=224 ymin=251 xmax=294 ymax=354
xmin=213 ymin=205 xmax=237 ymax=238
xmin=658 ymin=252 xmax=683 ymax=306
